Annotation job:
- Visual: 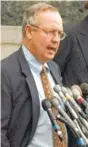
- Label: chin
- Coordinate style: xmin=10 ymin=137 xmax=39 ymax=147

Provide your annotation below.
xmin=49 ymin=55 xmax=55 ymax=59
xmin=46 ymin=56 xmax=54 ymax=62
xmin=43 ymin=54 xmax=55 ymax=62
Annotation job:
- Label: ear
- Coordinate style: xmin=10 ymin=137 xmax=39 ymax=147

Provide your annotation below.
xmin=25 ymin=25 xmax=32 ymax=39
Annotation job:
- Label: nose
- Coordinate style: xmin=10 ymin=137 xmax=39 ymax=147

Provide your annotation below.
xmin=51 ymin=33 xmax=60 ymax=43
xmin=52 ymin=32 xmax=60 ymax=42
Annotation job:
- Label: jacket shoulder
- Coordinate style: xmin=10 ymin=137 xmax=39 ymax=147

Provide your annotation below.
xmin=1 ymin=49 xmax=21 ymax=71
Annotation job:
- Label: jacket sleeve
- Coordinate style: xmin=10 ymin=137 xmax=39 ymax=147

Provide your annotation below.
xmin=1 ymin=66 xmax=12 ymax=147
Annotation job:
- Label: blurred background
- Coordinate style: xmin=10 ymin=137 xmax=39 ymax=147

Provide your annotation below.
xmin=1 ymin=1 xmax=88 ymax=59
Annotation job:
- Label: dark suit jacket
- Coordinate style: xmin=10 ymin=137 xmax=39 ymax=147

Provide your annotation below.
xmin=1 ymin=47 xmax=63 ymax=147
xmin=54 ymin=16 xmax=88 ymax=86
xmin=54 ymin=16 xmax=88 ymax=147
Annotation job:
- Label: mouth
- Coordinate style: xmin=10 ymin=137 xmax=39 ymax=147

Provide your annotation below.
xmin=47 ymin=47 xmax=57 ymax=52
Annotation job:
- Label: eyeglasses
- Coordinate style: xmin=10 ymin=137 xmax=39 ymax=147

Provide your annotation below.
xmin=30 ymin=24 xmax=67 ymax=41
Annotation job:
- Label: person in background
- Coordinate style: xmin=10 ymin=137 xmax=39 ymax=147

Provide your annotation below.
xmin=54 ymin=1 xmax=88 ymax=87
xmin=1 ymin=3 xmax=72 ymax=147
xmin=54 ymin=1 xmax=88 ymax=146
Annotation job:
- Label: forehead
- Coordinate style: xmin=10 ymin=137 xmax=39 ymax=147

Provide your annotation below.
xmin=36 ymin=11 xmax=63 ymax=30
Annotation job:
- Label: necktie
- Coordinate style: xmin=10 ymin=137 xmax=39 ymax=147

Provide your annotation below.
xmin=41 ymin=66 xmax=67 ymax=147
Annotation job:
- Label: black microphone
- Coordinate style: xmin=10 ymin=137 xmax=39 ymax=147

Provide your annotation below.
xmin=42 ymin=99 xmax=63 ymax=141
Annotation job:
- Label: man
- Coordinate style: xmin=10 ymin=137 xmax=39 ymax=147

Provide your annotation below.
xmin=54 ymin=2 xmax=88 ymax=87
xmin=1 ymin=3 xmax=70 ymax=147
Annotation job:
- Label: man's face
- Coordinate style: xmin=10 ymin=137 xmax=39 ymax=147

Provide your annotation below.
xmin=26 ymin=11 xmax=63 ymax=64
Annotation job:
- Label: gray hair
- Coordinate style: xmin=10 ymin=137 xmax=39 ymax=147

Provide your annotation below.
xmin=22 ymin=3 xmax=59 ymax=36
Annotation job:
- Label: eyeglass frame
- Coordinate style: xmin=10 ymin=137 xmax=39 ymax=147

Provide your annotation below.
xmin=29 ymin=24 xmax=67 ymax=41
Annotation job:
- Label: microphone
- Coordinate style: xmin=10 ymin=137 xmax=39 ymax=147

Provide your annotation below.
xmin=54 ymin=85 xmax=66 ymax=103
xmin=51 ymin=95 xmax=88 ymax=145
xmin=71 ymin=85 xmax=88 ymax=109
xmin=77 ymin=138 xmax=87 ymax=147
xmin=80 ymin=83 xmax=88 ymax=103
xmin=66 ymin=87 xmax=73 ymax=97
xmin=50 ymin=97 xmax=80 ymax=137
xmin=80 ymin=83 xmax=88 ymax=101
xmin=61 ymin=86 xmax=87 ymax=119
xmin=54 ymin=85 xmax=80 ymax=120
xmin=66 ymin=88 xmax=88 ymax=134
xmin=80 ymin=83 xmax=88 ymax=95
xmin=80 ymin=83 xmax=88 ymax=115
xmin=42 ymin=99 xmax=63 ymax=141
xmin=54 ymin=85 xmax=88 ymax=134
xmin=78 ymin=114 xmax=88 ymax=131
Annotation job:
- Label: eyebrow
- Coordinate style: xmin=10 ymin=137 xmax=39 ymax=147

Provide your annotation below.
xmin=45 ymin=28 xmax=64 ymax=34
xmin=30 ymin=24 xmax=64 ymax=34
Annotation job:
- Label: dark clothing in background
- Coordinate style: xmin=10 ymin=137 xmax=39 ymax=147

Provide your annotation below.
xmin=54 ymin=16 xmax=88 ymax=86
xmin=54 ymin=16 xmax=88 ymax=147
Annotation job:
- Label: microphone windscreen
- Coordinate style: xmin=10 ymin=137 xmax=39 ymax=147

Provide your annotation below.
xmin=42 ymin=99 xmax=52 ymax=111
xmin=54 ymin=85 xmax=61 ymax=93
xmin=66 ymin=87 xmax=73 ymax=97
xmin=80 ymin=83 xmax=88 ymax=94
xmin=71 ymin=85 xmax=82 ymax=96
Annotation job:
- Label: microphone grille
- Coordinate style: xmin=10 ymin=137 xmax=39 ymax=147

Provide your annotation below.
xmin=71 ymin=85 xmax=82 ymax=96
xmin=42 ymin=99 xmax=52 ymax=111
xmin=80 ymin=83 xmax=88 ymax=94
xmin=54 ymin=85 xmax=61 ymax=93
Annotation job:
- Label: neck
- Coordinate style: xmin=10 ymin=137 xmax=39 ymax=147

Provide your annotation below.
xmin=22 ymin=39 xmax=47 ymax=65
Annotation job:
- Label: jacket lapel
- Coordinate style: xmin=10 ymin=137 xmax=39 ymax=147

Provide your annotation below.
xmin=18 ymin=48 xmax=40 ymax=141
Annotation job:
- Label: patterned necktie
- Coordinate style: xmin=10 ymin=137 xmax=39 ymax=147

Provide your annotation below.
xmin=40 ymin=66 xmax=67 ymax=147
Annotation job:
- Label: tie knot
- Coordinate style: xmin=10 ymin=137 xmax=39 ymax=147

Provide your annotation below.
xmin=41 ymin=66 xmax=46 ymax=74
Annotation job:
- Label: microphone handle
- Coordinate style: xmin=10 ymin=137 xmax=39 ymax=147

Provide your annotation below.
xmin=56 ymin=114 xmax=80 ymax=138
xmin=85 ymin=108 xmax=88 ymax=116
xmin=83 ymin=100 xmax=88 ymax=108
xmin=47 ymin=108 xmax=63 ymax=141
xmin=56 ymin=105 xmax=80 ymax=135
xmin=78 ymin=114 xmax=88 ymax=131
xmin=67 ymin=97 xmax=87 ymax=119
xmin=79 ymin=98 xmax=88 ymax=108
xmin=74 ymin=120 xmax=88 ymax=145
xmin=85 ymin=95 xmax=88 ymax=103
xmin=65 ymin=101 xmax=78 ymax=120
xmin=76 ymin=137 xmax=87 ymax=147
